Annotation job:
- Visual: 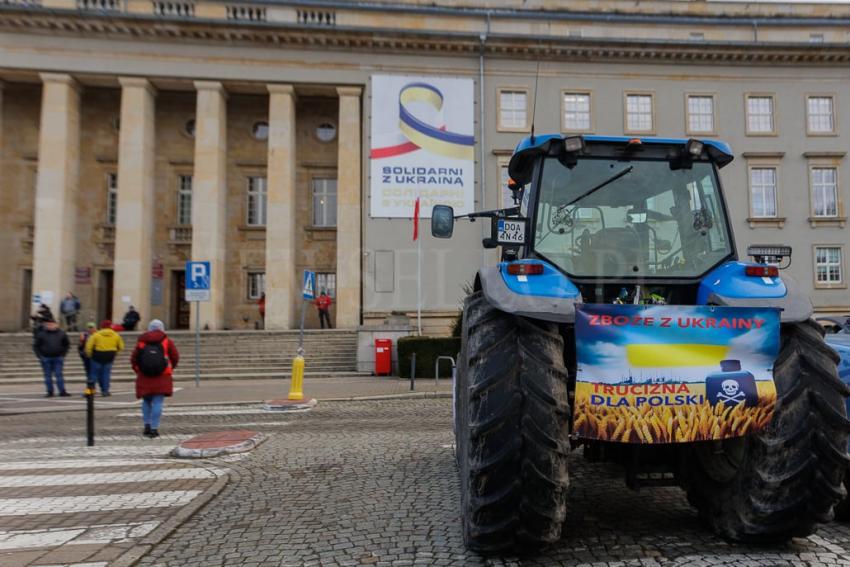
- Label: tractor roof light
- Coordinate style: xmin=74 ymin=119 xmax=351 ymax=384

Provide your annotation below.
xmin=506 ymin=262 xmax=545 ymax=276
xmin=563 ymin=135 xmax=585 ymax=153
xmin=747 ymin=244 xmax=792 ymax=263
xmin=685 ymin=139 xmax=704 ymax=157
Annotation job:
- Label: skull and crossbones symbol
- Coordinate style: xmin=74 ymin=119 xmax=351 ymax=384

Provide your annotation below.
xmin=716 ymin=379 xmax=746 ymax=404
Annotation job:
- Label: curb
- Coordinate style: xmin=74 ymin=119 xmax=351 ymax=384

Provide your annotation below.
xmin=111 ymin=465 xmax=229 ymax=567
xmin=322 ymin=391 xmax=452 ymax=402
xmin=171 ymin=431 xmax=267 ymax=459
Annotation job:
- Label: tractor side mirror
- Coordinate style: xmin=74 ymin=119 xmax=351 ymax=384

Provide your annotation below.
xmin=431 ymin=205 xmax=455 ymax=238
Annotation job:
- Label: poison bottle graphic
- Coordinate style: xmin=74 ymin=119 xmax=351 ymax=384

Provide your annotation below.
xmin=706 ymin=359 xmax=758 ymax=408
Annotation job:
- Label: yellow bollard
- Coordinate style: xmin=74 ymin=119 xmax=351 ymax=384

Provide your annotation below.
xmin=288 ymin=355 xmax=305 ymax=401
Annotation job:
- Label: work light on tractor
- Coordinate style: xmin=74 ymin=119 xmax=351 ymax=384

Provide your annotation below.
xmin=434 ymin=134 xmax=850 ymax=554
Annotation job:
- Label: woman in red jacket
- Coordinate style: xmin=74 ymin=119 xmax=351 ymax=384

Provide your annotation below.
xmin=130 ymin=319 xmax=179 ymax=438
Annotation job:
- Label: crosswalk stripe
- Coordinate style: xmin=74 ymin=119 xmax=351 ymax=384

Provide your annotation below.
xmin=118 ymin=408 xmax=272 ymax=416
xmin=0 ymin=469 xmax=214 ymax=487
xmin=0 ymin=459 xmax=174 ymax=471
xmin=0 ymin=490 xmax=202 ymax=516
xmin=0 ymin=521 xmax=160 ymax=550
xmin=0 ymin=446 xmax=175 ymax=459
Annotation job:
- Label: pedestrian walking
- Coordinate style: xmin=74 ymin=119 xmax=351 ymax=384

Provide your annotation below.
xmin=315 ymin=290 xmax=333 ymax=329
xmin=33 ymin=318 xmax=70 ymax=397
xmin=78 ymin=322 xmax=96 ymax=383
xmin=85 ymin=320 xmax=125 ymax=396
xmin=60 ymin=292 xmax=81 ymax=331
xmin=131 ymin=319 xmax=179 ymax=438
xmin=258 ymin=293 xmax=266 ymax=326
xmin=122 ymin=305 xmax=141 ymax=331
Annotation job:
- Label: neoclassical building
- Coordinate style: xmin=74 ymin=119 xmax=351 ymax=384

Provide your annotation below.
xmin=1 ymin=0 xmax=850 ymax=332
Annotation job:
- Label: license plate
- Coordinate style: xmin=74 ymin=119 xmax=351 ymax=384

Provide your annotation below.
xmin=497 ymin=219 xmax=526 ymax=244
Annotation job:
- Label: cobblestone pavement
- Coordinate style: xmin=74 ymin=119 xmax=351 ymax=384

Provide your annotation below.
xmin=4 ymin=398 xmax=850 ymax=566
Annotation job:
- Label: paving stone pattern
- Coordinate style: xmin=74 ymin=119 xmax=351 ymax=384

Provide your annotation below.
xmin=4 ymin=399 xmax=850 ymax=565
xmin=126 ymin=399 xmax=850 ymax=567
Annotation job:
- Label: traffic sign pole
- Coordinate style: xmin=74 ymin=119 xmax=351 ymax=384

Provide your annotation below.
xmin=194 ymin=301 xmax=200 ymax=387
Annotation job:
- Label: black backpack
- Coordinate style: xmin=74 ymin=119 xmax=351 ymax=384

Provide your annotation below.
xmin=137 ymin=340 xmax=169 ymax=377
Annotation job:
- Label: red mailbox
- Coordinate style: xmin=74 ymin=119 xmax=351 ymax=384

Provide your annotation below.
xmin=374 ymin=339 xmax=392 ymax=376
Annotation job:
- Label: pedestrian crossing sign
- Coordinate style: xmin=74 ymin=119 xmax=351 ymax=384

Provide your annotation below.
xmin=302 ymin=270 xmax=316 ymax=300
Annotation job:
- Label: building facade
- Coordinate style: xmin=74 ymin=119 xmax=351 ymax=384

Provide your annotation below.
xmin=1 ymin=0 xmax=850 ymax=332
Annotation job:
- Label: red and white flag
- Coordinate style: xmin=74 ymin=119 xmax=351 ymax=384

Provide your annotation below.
xmin=412 ymin=196 xmax=420 ymax=241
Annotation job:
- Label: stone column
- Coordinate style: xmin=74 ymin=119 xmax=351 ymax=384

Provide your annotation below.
xmin=190 ymin=81 xmax=228 ymax=330
xmin=335 ymin=87 xmax=363 ymax=328
xmin=112 ymin=78 xmax=156 ymax=325
xmin=32 ymin=73 xmax=80 ymax=313
xmin=265 ymin=84 xmax=297 ymax=330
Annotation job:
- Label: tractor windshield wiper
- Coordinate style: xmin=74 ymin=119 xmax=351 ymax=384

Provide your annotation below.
xmin=556 ymin=165 xmax=634 ymax=212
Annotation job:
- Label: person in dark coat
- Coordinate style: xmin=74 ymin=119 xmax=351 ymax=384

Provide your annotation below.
xmin=78 ymin=322 xmax=97 ymax=383
xmin=122 ymin=306 xmax=141 ymax=331
xmin=33 ymin=318 xmax=70 ymax=397
xmin=130 ymin=319 xmax=179 ymax=438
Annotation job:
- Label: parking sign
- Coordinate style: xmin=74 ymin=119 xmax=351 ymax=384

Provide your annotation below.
xmin=185 ymin=261 xmax=211 ymax=302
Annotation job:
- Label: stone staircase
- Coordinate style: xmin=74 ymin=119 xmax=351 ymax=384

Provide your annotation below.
xmin=0 ymin=329 xmax=362 ymax=385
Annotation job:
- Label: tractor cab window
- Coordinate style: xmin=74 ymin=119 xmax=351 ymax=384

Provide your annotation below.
xmin=534 ymin=157 xmax=732 ymax=279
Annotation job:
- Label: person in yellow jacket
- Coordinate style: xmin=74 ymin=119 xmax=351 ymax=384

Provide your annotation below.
xmin=85 ymin=320 xmax=125 ymax=396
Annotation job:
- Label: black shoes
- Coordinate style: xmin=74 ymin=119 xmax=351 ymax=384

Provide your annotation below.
xmin=58 ymin=391 xmax=71 ymax=397
xmin=101 ymin=392 xmax=111 ymax=397
xmin=144 ymin=424 xmax=151 ymax=436
xmin=45 ymin=392 xmax=54 ymax=398
xmin=143 ymin=428 xmax=160 ymax=439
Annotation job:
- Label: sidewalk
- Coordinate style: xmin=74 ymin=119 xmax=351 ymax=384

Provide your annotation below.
xmin=0 ymin=376 xmax=453 ymax=415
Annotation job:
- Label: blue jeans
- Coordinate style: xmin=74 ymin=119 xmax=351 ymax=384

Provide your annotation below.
xmin=142 ymin=395 xmax=165 ymax=429
xmin=90 ymin=360 xmax=113 ymax=394
xmin=40 ymin=357 xmax=66 ymax=394
xmin=81 ymin=357 xmax=91 ymax=382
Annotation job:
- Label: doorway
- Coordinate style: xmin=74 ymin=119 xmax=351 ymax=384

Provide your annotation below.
xmin=97 ymin=269 xmax=113 ymax=322
xmin=20 ymin=269 xmax=32 ymax=330
xmin=172 ymin=270 xmax=190 ymax=329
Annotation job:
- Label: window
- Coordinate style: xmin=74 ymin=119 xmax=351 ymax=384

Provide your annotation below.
xmin=625 ymin=93 xmax=654 ymax=133
xmin=746 ymin=95 xmax=775 ymax=134
xmin=312 ymin=178 xmax=337 ymax=227
xmin=246 ymin=176 xmax=267 ymax=226
xmin=177 ymin=175 xmax=192 ymax=226
xmin=247 ymin=272 xmax=265 ymax=299
xmin=106 ymin=172 xmax=118 ymax=226
xmin=687 ymin=95 xmax=715 ymax=134
xmin=815 ymin=246 xmax=842 ymax=286
xmin=807 ymin=96 xmax=835 ymax=134
xmin=750 ymin=167 xmax=778 ymax=218
xmin=811 ymin=167 xmax=838 ymax=217
xmin=316 ymin=272 xmax=336 ymax=298
xmin=563 ymin=92 xmax=592 ymax=132
xmin=498 ymin=160 xmax=515 ymax=209
xmin=498 ymin=89 xmax=528 ymax=131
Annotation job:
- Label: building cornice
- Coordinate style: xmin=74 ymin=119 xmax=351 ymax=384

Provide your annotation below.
xmin=2 ymin=7 xmax=850 ymax=65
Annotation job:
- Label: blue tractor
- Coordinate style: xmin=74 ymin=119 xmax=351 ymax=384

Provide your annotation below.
xmin=432 ymin=135 xmax=850 ymax=553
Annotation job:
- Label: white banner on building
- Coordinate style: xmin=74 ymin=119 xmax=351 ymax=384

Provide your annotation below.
xmin=369 ymin=74 xmax=475 ymax=218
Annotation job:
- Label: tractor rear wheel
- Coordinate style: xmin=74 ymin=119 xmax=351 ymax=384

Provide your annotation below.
xmin=682 ymin=319 xmax=850 ymax=543
xmin=456 ymin=291 xmax=570 ymax=553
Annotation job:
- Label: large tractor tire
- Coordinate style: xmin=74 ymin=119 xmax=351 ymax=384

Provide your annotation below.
xmin=682 ymin=319 xmax=850 ymax=543
xmin=456 ymin=291 xmax=570 ymax=553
